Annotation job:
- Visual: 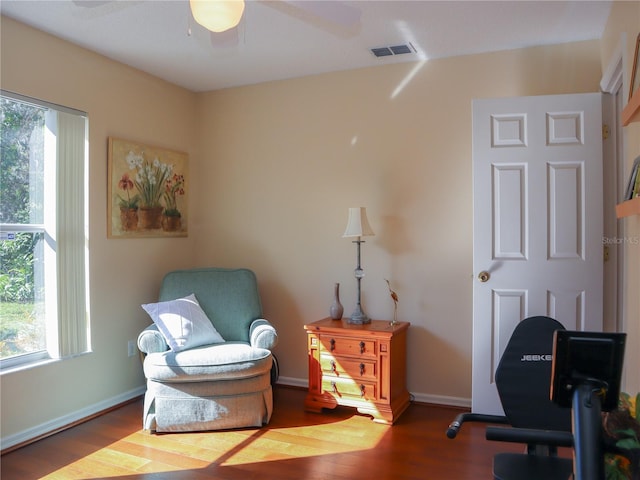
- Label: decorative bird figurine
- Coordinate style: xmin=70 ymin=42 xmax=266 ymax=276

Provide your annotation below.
xmin=385 ymin=279 xmax=399 ymax=326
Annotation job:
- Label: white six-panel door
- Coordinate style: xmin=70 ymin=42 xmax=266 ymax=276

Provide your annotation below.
xmin=472 ymin=93 xmax=604 ymax=415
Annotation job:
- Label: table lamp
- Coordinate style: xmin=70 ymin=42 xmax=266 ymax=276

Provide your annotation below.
xmin=343 ymin=207 xmax=374 ymax=324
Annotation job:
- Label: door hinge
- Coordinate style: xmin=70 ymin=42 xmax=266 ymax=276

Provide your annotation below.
xmin=602 ymin=124 xmax=610 ymax=140
xmin=604 ymin=244 xmax=610 ymax=262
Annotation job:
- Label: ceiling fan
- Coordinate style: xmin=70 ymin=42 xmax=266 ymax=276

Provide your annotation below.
xmin=203 ymin=1 xmax=361 ymax=47
xmin=73 ymin=0 xmax=361 ymax=48
xmin=189 ymin=0 xmax=245 ymax=33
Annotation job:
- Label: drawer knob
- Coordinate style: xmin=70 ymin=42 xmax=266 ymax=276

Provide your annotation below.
xmin=331 ymin=381 xmax=341 ymax=397
xmin=330 ymin=338 xmax=336 ymax=351
xmin=359 ymin=341 xmax=365 ymax=354
xmin=360 ymin=384 xmax=366 ymax=397
xmin=331 ymin=360 xmax=337 ymax=373
xmin=359 ymin=363 xmax=365 ymax=376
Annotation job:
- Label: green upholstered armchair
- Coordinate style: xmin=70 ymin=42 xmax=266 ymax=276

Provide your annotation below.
xmin=137 ymin=267 xmax=278 ymax=433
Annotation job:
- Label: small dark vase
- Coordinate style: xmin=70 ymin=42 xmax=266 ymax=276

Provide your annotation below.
xmin=329 ymin=283 xmax=344 ymax=320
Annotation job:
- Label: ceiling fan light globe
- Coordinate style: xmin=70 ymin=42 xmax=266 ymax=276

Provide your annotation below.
xmin=190 ymin=0 xmax=245 ymax=33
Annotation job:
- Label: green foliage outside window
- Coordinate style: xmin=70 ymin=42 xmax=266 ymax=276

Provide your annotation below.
xmin=0 ymin=97 xmax=46 ymax=358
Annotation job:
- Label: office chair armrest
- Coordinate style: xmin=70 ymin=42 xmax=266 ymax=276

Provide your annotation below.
xmin=446 ymin=413 xmax=509 ymax=439
xmin=486 ymin=426 xmax=573 ymax=447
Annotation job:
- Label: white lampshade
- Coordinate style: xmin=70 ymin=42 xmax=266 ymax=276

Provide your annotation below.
xmin=190 ymin=0 xmax=245 ymax=33
xmin=343 ymin=207 xmax=375 ymax=238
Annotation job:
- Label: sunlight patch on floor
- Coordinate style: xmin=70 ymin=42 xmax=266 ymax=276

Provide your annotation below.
xmin=41 ymin=415 xmax=390 ymax=478
xmin=217 ymin=417 xmax=389 ymax=466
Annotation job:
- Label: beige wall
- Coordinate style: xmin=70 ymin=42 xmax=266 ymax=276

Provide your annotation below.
xmin=193 ymin=40 xmax=602 ymax=402
xmin=601 ymin=0 xmax=640 ymax=393
xmin=2 ymin=2 xmax=638 ymax=447
xmin=1 ymin=17 xmax=198 ymax=444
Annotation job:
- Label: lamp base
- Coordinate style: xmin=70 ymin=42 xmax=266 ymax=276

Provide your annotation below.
xmin=348 ymin=306 xmax=370 ymax=324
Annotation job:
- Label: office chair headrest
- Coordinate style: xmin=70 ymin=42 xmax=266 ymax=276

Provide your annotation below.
xmin=495 ymin=316 xmax=571 ymax=432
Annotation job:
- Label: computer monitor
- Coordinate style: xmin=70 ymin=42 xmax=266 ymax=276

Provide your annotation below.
xmin=550 ymin=330 xmax=626 ymax=412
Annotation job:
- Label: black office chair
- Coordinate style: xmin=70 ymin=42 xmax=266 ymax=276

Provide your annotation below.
xmin=447 ymin=316 xmax=574 ymax=480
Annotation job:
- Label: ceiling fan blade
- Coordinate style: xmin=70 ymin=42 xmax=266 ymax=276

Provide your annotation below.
xmin=71 ymin=0 xmax=141 ymax=19
xmin=284 ymin=1 xmax=361 ymax=27
xmin=72 ymin=0 xmax=113 ymax=7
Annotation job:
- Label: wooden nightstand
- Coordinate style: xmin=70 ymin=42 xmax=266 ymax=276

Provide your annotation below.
xmin=304 ymin=317 xmax=410 ymax=424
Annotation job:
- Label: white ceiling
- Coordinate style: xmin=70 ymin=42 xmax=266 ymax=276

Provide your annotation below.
xmin=1 ymin=0 xmax=613 ymax=92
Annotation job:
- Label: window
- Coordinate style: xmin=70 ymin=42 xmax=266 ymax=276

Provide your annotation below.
xmin=0 ymin=91 xmax=89 ymax=369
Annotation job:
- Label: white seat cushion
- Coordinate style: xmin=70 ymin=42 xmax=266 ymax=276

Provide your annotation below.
xmin=143 ymin=342 xmax=272 ymax=382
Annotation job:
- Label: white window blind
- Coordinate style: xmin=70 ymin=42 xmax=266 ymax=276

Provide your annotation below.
xmin=55 ymin=111 xmax=90 ymax=358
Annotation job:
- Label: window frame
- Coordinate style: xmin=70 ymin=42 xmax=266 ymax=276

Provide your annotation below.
xmin=0 ymin=90 xmax=90 ymax=371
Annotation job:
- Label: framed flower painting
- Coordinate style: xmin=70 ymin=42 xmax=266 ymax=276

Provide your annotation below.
xmin=107 ymin=137 xmax=188 ymax=238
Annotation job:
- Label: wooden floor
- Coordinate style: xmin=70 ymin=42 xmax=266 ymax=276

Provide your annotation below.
xmin=1 ymin=386 xmax=564 ymax=479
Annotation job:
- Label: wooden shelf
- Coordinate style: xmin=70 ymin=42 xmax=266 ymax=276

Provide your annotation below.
xmin=622 ymin=90 xmax=640 ymax=126
xmin=616 ymin=196 xmax=640 ymax=218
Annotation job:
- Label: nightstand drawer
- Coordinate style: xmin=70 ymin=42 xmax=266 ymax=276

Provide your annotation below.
xmin=320 ymin=355 xmax=377 ymax=380
xmin=318 ymin=335 xmax=376 ymax=358
xmin=322 ymin=377 xmax=377 ymax=401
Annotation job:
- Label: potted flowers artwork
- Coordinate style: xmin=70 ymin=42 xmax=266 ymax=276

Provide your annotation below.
xmin=162 ymin=173 xmax=185 ymax=232
xmin=108 ymin=137 xmax=188 ymax=238
xmin=117 ymin=173 xmax=140 ymax=231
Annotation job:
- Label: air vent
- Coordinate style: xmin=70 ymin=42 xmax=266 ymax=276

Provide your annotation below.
xmin=371 ymin=43 xmax=416 ymax=58
xmin=390 ymin=44 xmax=412 ymax=55
xmin=371 ymin=47 xmax=393 ymax=57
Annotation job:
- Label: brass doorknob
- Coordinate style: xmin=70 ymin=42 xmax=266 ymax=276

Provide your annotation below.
xmin=478 ymin=271 xmax=490 ymax=283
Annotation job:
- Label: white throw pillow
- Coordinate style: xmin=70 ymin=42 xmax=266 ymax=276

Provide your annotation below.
xmin=142 ymin=294 xmax=224 ymax=352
